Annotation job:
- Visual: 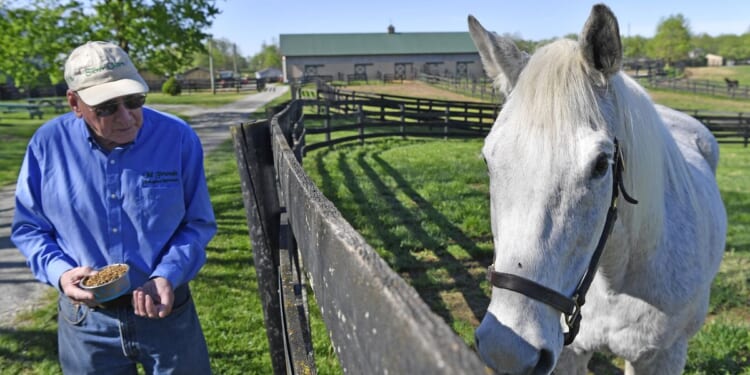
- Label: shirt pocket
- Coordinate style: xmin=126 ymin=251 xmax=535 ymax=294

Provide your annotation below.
xmin=138 ymin=185 xmax=185 ymax=234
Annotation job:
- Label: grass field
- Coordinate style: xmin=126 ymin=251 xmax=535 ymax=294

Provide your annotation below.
xmin=0 ymin=79 xmax=748 ymax=374
xmin=684 ymin=65 xmax=750 ymax=86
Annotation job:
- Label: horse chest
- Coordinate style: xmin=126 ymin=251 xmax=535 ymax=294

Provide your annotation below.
xmin=579 ymin=285 xmax=698 ymax=360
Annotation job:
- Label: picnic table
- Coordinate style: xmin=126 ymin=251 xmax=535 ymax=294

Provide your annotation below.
xmin=27 ymin=97 xmax=67 ymax=113
xmin=0 ymin=102 xmax=43 ymax=119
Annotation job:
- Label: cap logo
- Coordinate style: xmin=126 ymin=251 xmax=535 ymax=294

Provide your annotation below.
xmin=83 ymin=61 xmax=126 ymax=76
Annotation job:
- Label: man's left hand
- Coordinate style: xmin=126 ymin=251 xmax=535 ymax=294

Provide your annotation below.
xmin=133 ymin=277 xmax=174 ymax=318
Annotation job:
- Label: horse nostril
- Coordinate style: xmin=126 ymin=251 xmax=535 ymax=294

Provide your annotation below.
xmin=534 ymin=348 xmax=555 ymax=374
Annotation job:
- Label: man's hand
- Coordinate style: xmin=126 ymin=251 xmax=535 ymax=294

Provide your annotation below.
xmin=60 ymin=267 xmax=97 ymax=305
xmin=133 ymin=277 xmax=174 ymax=319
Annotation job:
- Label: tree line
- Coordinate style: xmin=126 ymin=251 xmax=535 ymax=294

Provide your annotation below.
xmin=510 ymin=14 xmax=750 ymax=66
xmin=0 ymin=0 xmax=281 ymax=93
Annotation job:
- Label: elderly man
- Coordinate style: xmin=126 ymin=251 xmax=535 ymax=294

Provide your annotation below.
xmin=12 ymin=41 xmax=217 ymax=374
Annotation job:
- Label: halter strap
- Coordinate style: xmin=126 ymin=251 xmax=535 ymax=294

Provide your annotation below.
xmin=486 ymin=138 xmax=637 ymax=345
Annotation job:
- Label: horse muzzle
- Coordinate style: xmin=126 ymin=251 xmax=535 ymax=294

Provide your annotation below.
xmin=475 ymin=313 xmax=558 ymax=375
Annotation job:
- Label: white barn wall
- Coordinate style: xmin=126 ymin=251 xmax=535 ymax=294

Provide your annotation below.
xmin=283 ymin=53 xmax=484 ymax=82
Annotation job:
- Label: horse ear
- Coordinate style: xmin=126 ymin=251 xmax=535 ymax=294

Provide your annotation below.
xmin=468 ymin=15 xmax=528 ymax=96
xmin=579 ymin=4 xmax=622 ymax=76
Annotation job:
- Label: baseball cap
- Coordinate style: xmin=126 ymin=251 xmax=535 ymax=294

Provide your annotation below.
xmin=64 ymin=41 xmax=149 ymax=106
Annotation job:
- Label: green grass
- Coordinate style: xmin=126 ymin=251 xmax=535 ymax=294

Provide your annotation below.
xmin=684 ymin=65 xmax=750 ymax=86
xmin=145 ymin=92 xmax=251 ymax=107
xmin=0 ymin=112 xmax=43 ymax=184
xmin=646 ymin=87 xmax=750 ymax=113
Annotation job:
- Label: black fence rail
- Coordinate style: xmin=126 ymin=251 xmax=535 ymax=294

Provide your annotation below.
xmin=418 ymin=73 xmax=501 ymax=103
xmin=286 ymin=81 xmax=500 ymax=153
xmin=686 ymin=110 xmax=750 ymax=147
xmin=648 ymin=77 xmax=750 ymax=100
xmin=231 ymin=99 xmax=488 ymax=374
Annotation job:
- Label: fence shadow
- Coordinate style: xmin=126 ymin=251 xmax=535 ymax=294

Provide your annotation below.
xmin=0 ymin=327 xmax=59 ymax=370
xmin=307 ymin=139 xmax=492 ymax=334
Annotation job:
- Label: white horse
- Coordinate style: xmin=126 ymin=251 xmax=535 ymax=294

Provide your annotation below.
xmin=469 ymin=4 xmax=726 ymax=375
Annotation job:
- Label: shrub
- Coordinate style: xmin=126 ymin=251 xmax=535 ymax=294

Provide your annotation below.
xmin=161 ymin=77 xmax=182 ymax=96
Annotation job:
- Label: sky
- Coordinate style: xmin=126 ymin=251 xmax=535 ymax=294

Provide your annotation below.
xmin=208 ymin=0 xmax=750 ymax=57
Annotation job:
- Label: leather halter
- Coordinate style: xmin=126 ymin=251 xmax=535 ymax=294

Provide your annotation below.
xmin=487 ymin=138 xmax=638 ymax=345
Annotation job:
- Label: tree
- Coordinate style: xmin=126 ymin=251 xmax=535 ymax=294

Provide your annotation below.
xmin=0 ymin=0 xmax=220 ymax=91
xmin=191 ymin=38 xmax=249 ymax=72
xmin=248 ymin=42 xmax=281 ymax=72
xmin=0 ymin=0 xmax=89 ymax=90
xmin=649 ymin=14 xmax=691 ymax=66
xmin=622 ymin=35 xmax=649 ymax=59
xmin=714 ymin=34 xmax=750 ymax=61
xmin=87 ymin=0 xmax=220 ymax=76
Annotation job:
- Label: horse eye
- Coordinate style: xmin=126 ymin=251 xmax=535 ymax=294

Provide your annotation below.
xmin=592 ymin=152 xmax=610 ymax=179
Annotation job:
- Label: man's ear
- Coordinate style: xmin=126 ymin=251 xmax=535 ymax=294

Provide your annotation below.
xmin=66 ymin=90 xmax=83 ymax=117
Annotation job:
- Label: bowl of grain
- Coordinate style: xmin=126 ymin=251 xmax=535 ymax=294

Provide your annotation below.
xmin=80 ymin=263 xmax=131 ymax=302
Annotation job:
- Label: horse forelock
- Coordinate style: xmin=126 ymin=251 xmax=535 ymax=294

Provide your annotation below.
xmin=504 ymin=39 xmax=606 ymax=143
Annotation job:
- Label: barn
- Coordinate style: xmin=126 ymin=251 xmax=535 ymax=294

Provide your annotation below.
xmin=706 ymin=54 xmax=724 ymax=67
xmin=279 ymin=25 xmax=483 ymax=83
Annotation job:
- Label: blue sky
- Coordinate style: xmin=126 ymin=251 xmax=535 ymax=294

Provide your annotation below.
xmin=209 ymin=1 xmax=750 ymax=57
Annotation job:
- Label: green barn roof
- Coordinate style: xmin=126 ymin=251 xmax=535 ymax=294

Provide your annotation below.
xmin=280 ymin=32 xmax=477 ymax=57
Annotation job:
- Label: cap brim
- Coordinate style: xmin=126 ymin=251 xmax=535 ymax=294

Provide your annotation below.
xmin=76 ymin=79 xmax=149 ymax=106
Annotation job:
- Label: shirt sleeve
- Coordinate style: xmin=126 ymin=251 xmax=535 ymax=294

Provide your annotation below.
xmin=150 ymin=129 xmax=217 ymax=288
xmin=11 ymin=143 xmax=76 ymax=291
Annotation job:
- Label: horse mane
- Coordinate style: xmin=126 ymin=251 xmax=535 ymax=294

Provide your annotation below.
xmin=503 ymin=37 xmax=696 ymax=216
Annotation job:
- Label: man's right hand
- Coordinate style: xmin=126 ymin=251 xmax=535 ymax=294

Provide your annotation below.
xmin=59 ymin=267 xmax=98 ymax=305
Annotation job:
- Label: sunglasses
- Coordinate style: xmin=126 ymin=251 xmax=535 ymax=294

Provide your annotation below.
xmin=89 ymin=94 xmax=147 ymax=117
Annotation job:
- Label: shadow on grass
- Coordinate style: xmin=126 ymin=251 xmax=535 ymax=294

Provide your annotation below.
xmin=367 ymin=151 xmax=491 ymax=322
xmin=720 ymin=189 xmax=750 ymax=253
xmin=0 ymin=327 xmax=59 ymax=370
xmin=310 ymin=141 xmax=491 ymax=327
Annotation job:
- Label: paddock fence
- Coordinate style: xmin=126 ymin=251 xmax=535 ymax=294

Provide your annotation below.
xmin=417 ymin=73 xmax=501 ymax=103
xmin=231 ymin=95 xmax=491 ymax=374
xmin=648 ymin=77 xmax=750 ymax=100
xmin=684 ymin=110 xmax=750 ymax=147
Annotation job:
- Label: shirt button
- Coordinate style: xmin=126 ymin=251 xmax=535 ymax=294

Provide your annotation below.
xmin=109 ymin=160 xmax=115 ymax=164
xmin=110 ymin=194 xmax=117 ymax=199
xmin=112 ymin=228 xmax=119 ymax=233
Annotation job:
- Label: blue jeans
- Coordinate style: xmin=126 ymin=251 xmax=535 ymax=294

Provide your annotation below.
xmin=57 ymin=284 xmax=211 ymax=374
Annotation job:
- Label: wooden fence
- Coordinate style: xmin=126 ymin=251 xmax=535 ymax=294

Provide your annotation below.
xmin=296 ymin=82 xmax=750 ymax=148
xmin=231 ymin=99 xmax=488 ymax=374
xmin=686 ymin=110 xmax=750 ymax=147
xmin=648 ymin=77 xmax=750 ymax=100
xmin=417 ymin=73 xmax=501 ymax=103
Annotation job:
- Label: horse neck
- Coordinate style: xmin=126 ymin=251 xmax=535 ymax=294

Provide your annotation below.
xmin=599 ymin=74 xmax=675 ymax=282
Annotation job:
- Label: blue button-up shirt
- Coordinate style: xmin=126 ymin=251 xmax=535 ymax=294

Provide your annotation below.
xmin=12 ymin=107 xmax=217 ymax=292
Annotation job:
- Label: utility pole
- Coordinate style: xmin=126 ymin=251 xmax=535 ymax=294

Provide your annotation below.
xmin=233 ymin=43 xmax=238 ymax=76
xmin=208 ymin=37 xmax=216 ymax=95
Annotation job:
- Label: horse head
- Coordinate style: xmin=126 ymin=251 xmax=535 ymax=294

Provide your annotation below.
xmin=469 ymin=4 xmax=628 ymax=374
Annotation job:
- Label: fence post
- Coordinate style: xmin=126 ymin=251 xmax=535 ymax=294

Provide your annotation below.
xmin=325 ymin=102 xmax=332 ymax=149
xmin=444 ymin=105 xmax=450 ymax=140
xmin=358 ymin=103 xmax=365 ymax=146
xmin=231 ymin=122 xmax=286 ymax=375
xmin=380 ymin=94 xmax=386 ymax=122
xmin=400 ymin=104 xmax=406 ymax=139
xmin=740 ymin=112 xmax=748 ymax=148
